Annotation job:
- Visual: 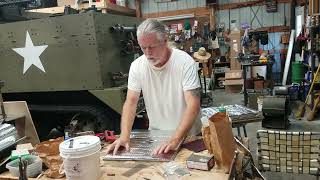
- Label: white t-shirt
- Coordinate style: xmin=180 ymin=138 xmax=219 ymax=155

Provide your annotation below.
xmin=128 ymin=48 xmax=202 ymax=135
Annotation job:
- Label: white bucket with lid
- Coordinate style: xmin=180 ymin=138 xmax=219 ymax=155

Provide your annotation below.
xmin=59 ymin=135 xmax=101 ymax=180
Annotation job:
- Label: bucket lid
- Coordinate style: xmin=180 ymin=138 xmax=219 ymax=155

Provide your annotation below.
xmin=59 ymin=135 xmax=101 ymax=158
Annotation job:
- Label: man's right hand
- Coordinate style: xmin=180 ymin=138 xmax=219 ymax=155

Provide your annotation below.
xmin=105 ymin=136 xmax=130 ymax=155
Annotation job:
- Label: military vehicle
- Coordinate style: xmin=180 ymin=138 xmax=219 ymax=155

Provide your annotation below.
xmin=0 ymin=11 xmax=145 ymax=140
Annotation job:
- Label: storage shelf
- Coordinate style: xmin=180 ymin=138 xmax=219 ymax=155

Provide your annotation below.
xmin=214 ymin=61 xmax=230 ymax=65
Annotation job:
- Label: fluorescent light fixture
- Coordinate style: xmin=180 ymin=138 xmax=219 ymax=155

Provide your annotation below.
xmin=156 ymin=13 xmax=195 ymax=21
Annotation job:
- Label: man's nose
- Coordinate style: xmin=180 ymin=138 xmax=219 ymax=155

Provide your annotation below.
xmin=145 ymin=48 xmax=153 ymax=56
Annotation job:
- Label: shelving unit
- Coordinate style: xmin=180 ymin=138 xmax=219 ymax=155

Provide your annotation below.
xmin=26 ymin=1 xmax=136 ymax=17
xmin=212 ymin=61 xmax=230 ymax=89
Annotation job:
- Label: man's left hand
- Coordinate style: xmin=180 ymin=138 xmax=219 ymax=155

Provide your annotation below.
xmin=152 ymin=138 xmax=181 ymax=155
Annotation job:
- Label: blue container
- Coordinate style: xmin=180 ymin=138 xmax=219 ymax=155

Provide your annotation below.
xmin=290 ymin=84 xmax=300 ymax=100
xmin=303 ymin=84 xmax=310 ymax=100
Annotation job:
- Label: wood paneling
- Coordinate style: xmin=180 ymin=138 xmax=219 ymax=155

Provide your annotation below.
xmin=217 ymin=0 xmax=291 ymax=10
xmin=143 ymin=7 xmax=210 ymax=18
xmin=309 ymin=0 xmax=319 ymax=15
xmin=255 ymin=25 xmax=290 ymax=32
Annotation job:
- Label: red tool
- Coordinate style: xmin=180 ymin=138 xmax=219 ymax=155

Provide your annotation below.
xmin=105 ymin=130 xmax=116 ymax=143
xmin=95 ymin=130 xmax=116 ymax=143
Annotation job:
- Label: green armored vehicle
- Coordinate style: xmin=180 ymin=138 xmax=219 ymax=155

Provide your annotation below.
xmin=0 ymin=12 xmax=145 ymax=139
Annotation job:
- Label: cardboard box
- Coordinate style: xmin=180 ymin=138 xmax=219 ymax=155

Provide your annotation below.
xmin=224 ymin=79 xmax=243 ymax=86
xmin=186 ymin=154 xmax=215 ymax=171
xmin=230 ymin=58 xmax=242 ymax=70
xmin=57 ymin=0 xmax=74 ymax=6
xmin=57 ymin=0 xmax=105 ymax=8
xmin=229 ymin=31 xmax=243 ymax=70
xmin=225 ymin=70 xmax=242 ymax=79
xmin=254 ymin=80 xmax=264 ymax=90
xmin=225 ymin=85 xmax=242 ymax=93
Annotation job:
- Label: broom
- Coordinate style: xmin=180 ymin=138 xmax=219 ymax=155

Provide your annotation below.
xmin=307 ymin=94 xmax=320 ymax=121
xmin=296 ymin=65 xmax=320 ymax=119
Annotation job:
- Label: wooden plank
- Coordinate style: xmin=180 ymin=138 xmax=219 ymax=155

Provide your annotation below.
xmin=210 ymin=7 xmax=216 ymax=31
xmin=308 ymin=0 xmax=319 ymax=15
xmin=135 ymin=0 xmax=142 ymax=18
xmin=309 ymin=0 xmax=313 ymax=15
xmin=217 ymin=0 xmax=291 ymax=10
xmin=315 ymin=0 xmax=319 ymax=14
xmin=255 ymin=25 xmax=290 ymax=32
xmin=217 ymin=0 xmax=263 ymax=10
xmin=26 ymin=6 xmax=65 ymax=14
xmin=102 ymin=2 xmax=136 ymax=16
xmin=4 ymin=101 xmax=40 ymax=146
xmin=143 ymin=7 xmax=210 ymax=18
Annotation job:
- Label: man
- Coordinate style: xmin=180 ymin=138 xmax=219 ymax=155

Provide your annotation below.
xmin=106 ymin=18 xmax=202 ymax=155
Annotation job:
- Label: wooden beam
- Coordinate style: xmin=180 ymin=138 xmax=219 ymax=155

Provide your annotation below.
xmin=135 ymin=0 xmax=142 ymax=18
xmin=143 ymin=0 xmax=293 ymax=18
xmin=210 ymin=7 xmax=216 ymax=31
xmin=217 ymin=0 xmax=263 ymax=10
xmin=217 ymin=0 xmax=291 ymax=10
xmin=309 ymin=0 xmax=313 ymax=15
xmin=26 ymin=6 xmax=65 ymax=14
xmin=255 ymin=25 xmax=290 ymax=33
xmin=102 ymin=2 xmax=136 ymax=16
xmin=315 ymin=0 xmax=320 ymax=14
xmin=142 ymin=7 xmax=210 ymax=18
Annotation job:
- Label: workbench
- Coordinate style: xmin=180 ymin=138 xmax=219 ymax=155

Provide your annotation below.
xmin=242 ymin=62 xmax=274 ymax=107
xmin=0 ymin=140 xmax=230 ymax=180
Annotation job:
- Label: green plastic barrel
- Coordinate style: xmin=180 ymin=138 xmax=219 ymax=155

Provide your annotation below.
xmin=292 ymin=62 xmax=305 ymax=83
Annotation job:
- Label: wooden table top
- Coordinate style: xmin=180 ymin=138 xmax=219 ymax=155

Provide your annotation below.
xmin=0 ymin=140 xmax=230 ymax=180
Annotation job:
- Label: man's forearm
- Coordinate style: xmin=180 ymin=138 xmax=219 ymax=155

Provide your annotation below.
xmin=172 ymin=88 xmax=201 ymax=142
xmin=120 ymin=100 xmax=138 ymax=139
xmin=172 ymin=104 xmax=200 ymax=142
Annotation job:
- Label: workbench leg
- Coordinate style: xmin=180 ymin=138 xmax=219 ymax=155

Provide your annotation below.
xmin=203 ymin=76 xmax=207 ymax=97
xmin=198 ymin=70 xmax=203 ymax=104
xmin=243 ymin=66 xmax=248 ymax=106
xmin=243 ymin=125 xmax=247 ymax=137
xmin=237 ymin=127 xmax=241 ymax=137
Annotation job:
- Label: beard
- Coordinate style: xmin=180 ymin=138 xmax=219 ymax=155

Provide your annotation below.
xmin=147 ymin=58 xmax=161 ymax=66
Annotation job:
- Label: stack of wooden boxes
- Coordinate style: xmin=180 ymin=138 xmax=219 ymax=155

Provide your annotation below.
xmin=224 ymin=69 xmax=243 ymax=93
xmin=224 ymin=31 xmax=243 ymax=93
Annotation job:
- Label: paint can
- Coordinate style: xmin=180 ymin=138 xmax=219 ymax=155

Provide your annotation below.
xmin=59 ymin=135 xmax=101 ymax=180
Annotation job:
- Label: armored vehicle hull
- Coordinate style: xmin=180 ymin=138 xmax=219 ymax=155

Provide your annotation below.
xmin=0 ymin=12 xmax=144 ymax=140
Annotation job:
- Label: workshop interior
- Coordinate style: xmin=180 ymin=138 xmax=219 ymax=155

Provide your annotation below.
xmin=0 ymin=0 xmax=319 ymax=179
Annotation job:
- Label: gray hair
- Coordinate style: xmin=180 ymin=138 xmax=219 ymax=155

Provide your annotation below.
xmin=137 ymin=18 xmax=167 ymax=42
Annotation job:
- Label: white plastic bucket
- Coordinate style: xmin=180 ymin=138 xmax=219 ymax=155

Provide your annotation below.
xmin=59 ymin=135 xmax=101 ymax=180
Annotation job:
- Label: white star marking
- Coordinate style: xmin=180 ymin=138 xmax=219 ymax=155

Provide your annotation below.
xmin=12 ymin=31 xmax=48 ymax=74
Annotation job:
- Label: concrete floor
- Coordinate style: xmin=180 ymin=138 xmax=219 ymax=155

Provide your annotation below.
xmin=208 ymin=89 xmax=320 ymax=180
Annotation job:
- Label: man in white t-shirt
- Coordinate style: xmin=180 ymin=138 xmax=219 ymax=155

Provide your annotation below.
xmin=106 ymin=18 xmax=202 ymax=155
